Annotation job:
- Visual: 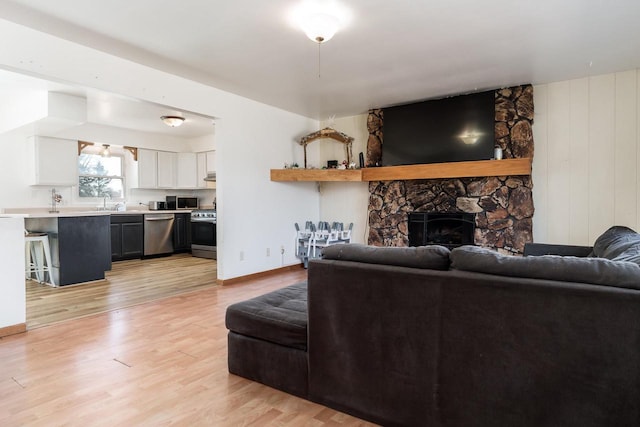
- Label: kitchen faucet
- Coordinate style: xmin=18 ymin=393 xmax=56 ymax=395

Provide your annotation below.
xmin=49 ymin=188 xmax=62 ymax=213
xmin=103 ymin=194 xmax=111 ymax=211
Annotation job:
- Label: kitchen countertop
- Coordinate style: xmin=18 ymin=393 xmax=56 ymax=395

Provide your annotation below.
xmin=1 ymin=208 xmax=195 ymax=218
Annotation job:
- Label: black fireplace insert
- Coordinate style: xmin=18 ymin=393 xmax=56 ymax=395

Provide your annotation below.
xmin=408 ymin=212 xmax=475 ymax=248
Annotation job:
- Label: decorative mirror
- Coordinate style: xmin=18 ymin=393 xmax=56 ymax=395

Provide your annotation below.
xmin=298 ymin=127 xmax=354 ymax=168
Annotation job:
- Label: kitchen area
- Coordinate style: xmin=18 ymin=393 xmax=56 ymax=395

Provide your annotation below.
xmin=0 ymin=70 xmax=219 ymax=327
xmin=15 ymin=195 xmax=216 ymax=288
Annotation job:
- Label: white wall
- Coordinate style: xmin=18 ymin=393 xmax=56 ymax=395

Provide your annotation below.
xmin=215 ymin=100 xmax=320 ymax=277
xmin=187 ymin=133 xmax=216 ymax=153
xmin=0 ymin=87 xmax=47 ymax=134
xmin=532 ymin=69 xmax=640 ymax=245
xmin=318 ymin=115 xmax=370 ymax=244
xmin=0 ymin=217 xmax=25 ymax=329
xmin=0 ymin=19 xmax=320 ymax=282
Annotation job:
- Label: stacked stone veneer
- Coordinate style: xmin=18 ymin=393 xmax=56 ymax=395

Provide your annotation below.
xmin=367 ymin=85 xmax=535 ymax=255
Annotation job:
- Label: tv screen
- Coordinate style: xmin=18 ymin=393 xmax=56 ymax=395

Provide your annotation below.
xmin=382 ymin=90 xmax=495 ymax=166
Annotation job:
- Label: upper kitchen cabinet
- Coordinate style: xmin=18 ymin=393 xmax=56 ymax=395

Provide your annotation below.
xmin=137 ymin=148 xmax=158 ymax=188
xmin=176 ymin=152 xmax=197 ymax=188
xmin=157 ymin=151 xmax=177 ymax=188
xmin=197 ymin=151 xmax=216 ymax=188
xmin=137 ymin=149 xmax=214 ymax=189
xmin=137 ymin=149 xmax=177 ymax=189
xmin=27 ymin=136 xmax=78 ymax=186
xmin=206 ymin=151 xmax=216 ymax=173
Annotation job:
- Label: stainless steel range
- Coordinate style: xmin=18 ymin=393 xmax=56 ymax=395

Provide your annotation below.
xmin=191 ymin=209 xmax=216 ymax=259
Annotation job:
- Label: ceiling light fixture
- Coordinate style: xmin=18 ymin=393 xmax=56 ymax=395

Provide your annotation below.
xmin=302 ymin=12 xmax=340 ymax=43
xmin=161 ymin=115 xmax=185 ymax=127
xmin=101 ymin=144 xmax=111 ymax=157
xmin=292 ymin=1 xmax=348 ymax=43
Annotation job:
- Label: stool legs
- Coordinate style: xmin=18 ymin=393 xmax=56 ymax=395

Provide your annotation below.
xmin=25 ymin=236 xmax=56 ymax=287
xmin=41 ymin=239 xmax=55 ymax=286
xmin=31 ymin=242 xmax=45 ymax=282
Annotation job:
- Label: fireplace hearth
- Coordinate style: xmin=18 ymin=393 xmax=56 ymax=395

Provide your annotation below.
xmin=408 ymin=212 xmax=475 ymax=249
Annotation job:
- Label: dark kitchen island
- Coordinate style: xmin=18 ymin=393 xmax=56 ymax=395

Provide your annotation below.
xmin=25 ymin=213 xmax=111 ymax=286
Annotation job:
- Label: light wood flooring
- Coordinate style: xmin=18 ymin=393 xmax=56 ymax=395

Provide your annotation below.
xmin=3 ymin=259 xmax=376 ymax=426
xmin=27 ymin=254 xmax=217 ymax=328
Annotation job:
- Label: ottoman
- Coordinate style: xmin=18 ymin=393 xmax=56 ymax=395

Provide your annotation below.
xmin=225 ymin=282 xmax=309 ymax=397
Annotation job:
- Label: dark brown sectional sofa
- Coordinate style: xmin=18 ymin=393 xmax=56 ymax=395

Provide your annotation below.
xmin=225 ymin=226 xmax=640 ymax=427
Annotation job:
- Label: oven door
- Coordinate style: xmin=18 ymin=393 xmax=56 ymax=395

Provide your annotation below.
xmin=191 ymin=220 xmax=216 ymax=259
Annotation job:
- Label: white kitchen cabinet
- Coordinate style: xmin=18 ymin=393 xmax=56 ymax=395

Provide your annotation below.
xmin=196 ymin=152 xmax=207 ymax=188
xmin=157 ymin=151 xmax=176 ymax=188
xmin=27 ymin=136 xmax=78 ymax=186
xmin=205 ymin=150 xmax=216 ymax=173
xmin=196 ymin=151 xmax=216 ymax=189
xmin=137 ymin=149 xmax=212 ymax=189
xmin=176 ymin=152 xmax=197 ymax=188
xmin=137 ymin=148 xmax=158 ymax=188
xmin=137 ymin=149 xmax=177 ymax=188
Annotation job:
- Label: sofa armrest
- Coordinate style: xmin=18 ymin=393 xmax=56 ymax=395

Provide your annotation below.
xmin=524 ymin=242 xmax=593 ymax=257
xmin=307 ymin=258 xmax=445 ymax=426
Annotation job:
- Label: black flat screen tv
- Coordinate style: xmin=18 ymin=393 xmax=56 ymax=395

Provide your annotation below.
xmin=382 ymin=90 xmax=495 ymax=166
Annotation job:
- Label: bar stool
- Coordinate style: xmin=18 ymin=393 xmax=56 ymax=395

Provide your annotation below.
xmin=25 ymin=232 xmax=56 ymax=287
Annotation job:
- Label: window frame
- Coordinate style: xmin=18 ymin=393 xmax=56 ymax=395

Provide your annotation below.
xmin=77 ymin=152 xmax=126 ymax=201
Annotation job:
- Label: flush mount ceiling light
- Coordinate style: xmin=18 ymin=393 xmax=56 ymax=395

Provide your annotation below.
xmin=302 ymin=12 xmax=340 ymax=43
xmin=291 ymin=1 xmax=349 ymax=44
xmin=161 ymin=115 xmax=185 ymax=127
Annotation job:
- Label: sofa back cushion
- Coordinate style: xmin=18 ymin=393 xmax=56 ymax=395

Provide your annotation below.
xmin=322 ymin=243 xmax=451 ymax=270
xmin=592 ymin=226 xmax=640 ymax=265
xmin=451 ymin=245 xmax=640 ymax=290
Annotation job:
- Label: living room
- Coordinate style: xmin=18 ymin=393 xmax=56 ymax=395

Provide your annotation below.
xmin=1 ymin=0 xmax=640 ymax=425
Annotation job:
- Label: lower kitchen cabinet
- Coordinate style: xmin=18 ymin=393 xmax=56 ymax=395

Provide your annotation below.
xmin=173 ymin=213 xmax=192 ymax=252
xmin=111 ymin=214 xmax=144 ymax=261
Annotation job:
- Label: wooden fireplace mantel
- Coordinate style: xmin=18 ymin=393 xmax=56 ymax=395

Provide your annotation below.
xmin=270 ymin=158 xmax=532 ymax=182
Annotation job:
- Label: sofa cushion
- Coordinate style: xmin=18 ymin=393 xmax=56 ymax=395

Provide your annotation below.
xmin=450 ymin=245 xmax=640 ymax=290
xmin=322 ymin=243 xmax=451 ymax=270
xmin=592 ymin=226 xmax=640 ymax=265
xmin=225 ymin=282 xmax=308 ymax=350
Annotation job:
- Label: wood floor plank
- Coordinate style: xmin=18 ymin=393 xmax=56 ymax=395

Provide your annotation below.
xmin=26 ymin=254 xmax=217 ymax=328
xmin=2 ymin=259 xmax=377 ymax=426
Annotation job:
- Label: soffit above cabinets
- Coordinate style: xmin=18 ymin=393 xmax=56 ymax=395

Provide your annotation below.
xmin=0 ymin=69 xmax=215 ymax=138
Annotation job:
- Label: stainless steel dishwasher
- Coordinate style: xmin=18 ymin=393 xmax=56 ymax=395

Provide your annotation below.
xmin=143 ymin=213 xmax=174 ymax=256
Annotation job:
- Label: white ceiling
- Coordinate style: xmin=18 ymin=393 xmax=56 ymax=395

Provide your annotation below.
xmin=84 ymin=91 xmax=216 ymax=138
xmin=1 ymin=0 xmax=639 ymax=121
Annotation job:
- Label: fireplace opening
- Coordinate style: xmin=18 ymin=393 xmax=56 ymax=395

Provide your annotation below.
xmin=408 ymin=212 xmax=475 ymax=248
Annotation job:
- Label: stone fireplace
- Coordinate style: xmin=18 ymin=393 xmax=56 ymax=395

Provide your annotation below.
xmin=366 ymin=85 xmax=535 ymax=255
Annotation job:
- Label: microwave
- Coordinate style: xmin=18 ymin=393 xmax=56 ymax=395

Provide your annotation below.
xmin=166 ymin=196 xmax=199 ymax=210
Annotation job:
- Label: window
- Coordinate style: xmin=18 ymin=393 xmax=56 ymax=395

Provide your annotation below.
xmin=78 ymin=153 xmax=124 ymax=198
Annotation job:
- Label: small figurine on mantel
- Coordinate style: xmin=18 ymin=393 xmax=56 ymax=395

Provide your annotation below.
xmin=298 ymin=127 xmax=355 ymax=169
